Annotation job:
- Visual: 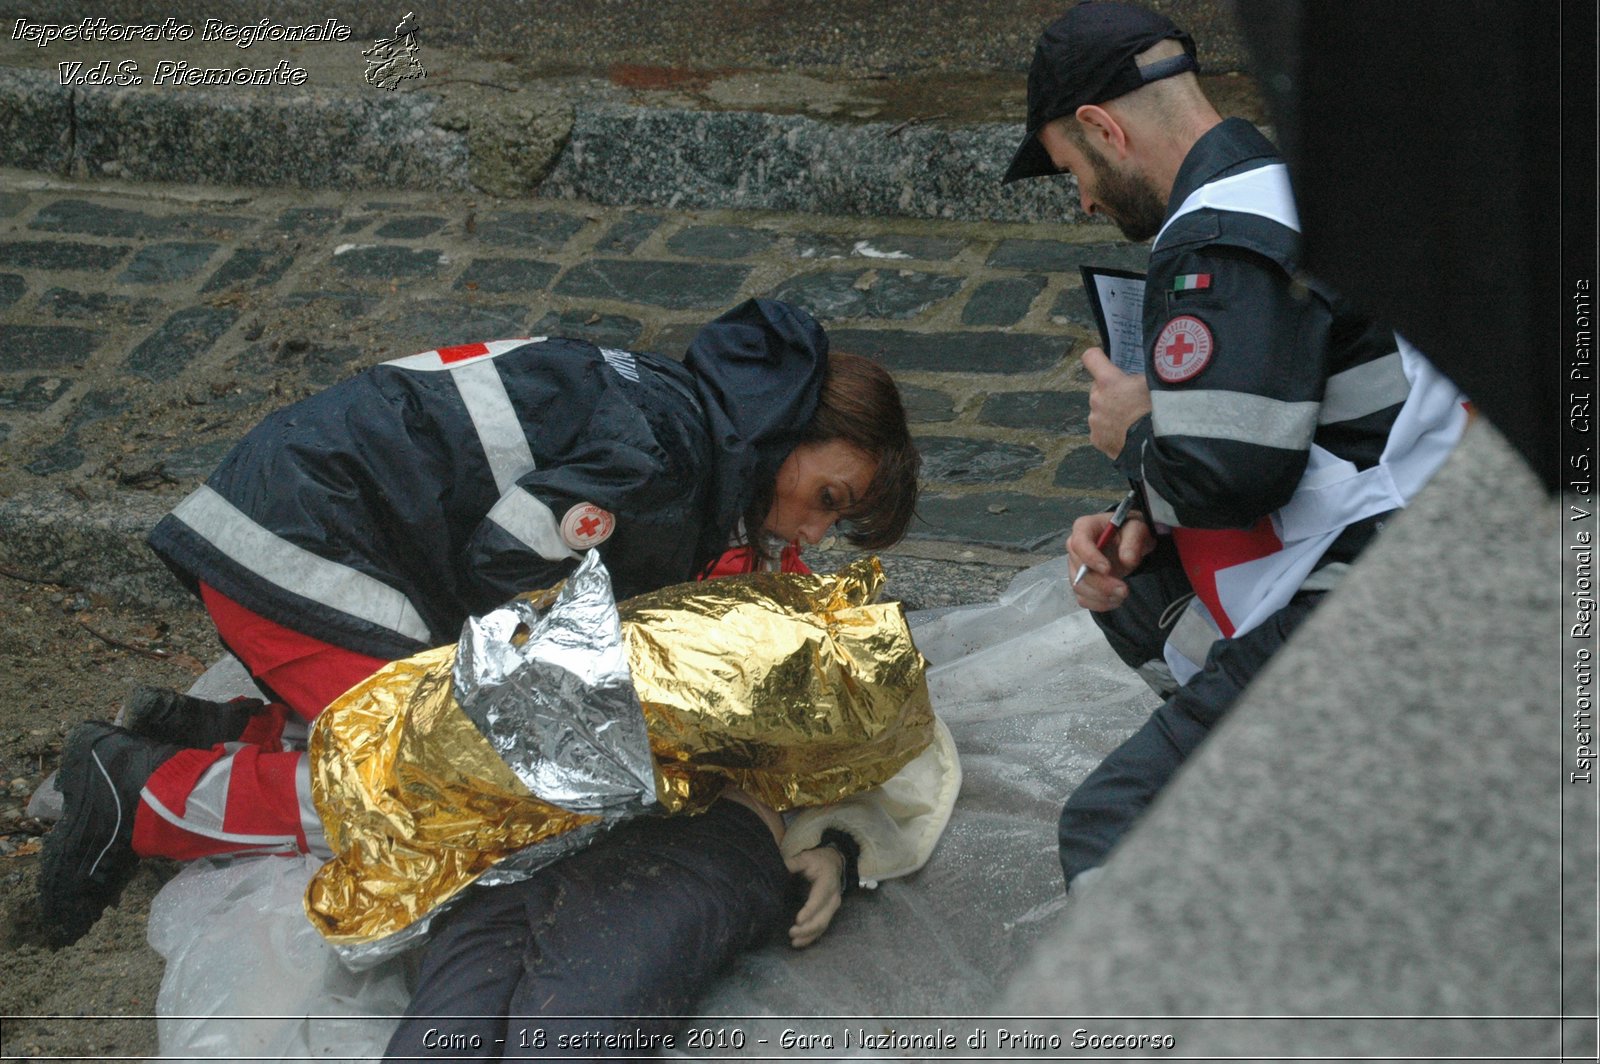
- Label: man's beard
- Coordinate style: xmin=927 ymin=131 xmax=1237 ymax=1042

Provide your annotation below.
xmin=1083 ymin=144 xmax=1168 ymax=242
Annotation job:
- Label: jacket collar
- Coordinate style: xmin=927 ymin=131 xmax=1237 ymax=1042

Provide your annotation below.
xmin=1165 ymin=117 xmax=1281 ymax=221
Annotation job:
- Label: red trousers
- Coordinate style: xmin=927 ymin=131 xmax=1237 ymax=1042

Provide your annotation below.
xmin=132 ymin=584 xmax=390 ymax=860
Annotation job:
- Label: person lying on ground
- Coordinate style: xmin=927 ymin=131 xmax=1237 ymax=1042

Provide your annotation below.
xmin=296 ymin=552 xmax=958 ymax=1059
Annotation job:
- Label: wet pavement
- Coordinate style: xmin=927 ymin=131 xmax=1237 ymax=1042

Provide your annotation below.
xmin=0 ymin=168 xmax=1143 ymax=610
xmin=0 ymin=3 xmax=1264 ymax=611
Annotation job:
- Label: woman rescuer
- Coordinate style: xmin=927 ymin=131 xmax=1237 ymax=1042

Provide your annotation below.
xmin=39 ymin=298 xmax=921 ymax=973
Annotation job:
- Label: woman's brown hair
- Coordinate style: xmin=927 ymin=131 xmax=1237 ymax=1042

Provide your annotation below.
xmin=740 ymin=350 xmax=920 ymax=557
xmin=798 ymin=350 xmax=921 ymax=550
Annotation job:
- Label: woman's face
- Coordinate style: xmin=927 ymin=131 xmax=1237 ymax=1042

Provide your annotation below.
xmin=762 ymin=440 xmax=878 ymax=547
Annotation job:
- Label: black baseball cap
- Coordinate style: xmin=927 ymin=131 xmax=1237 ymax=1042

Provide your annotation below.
xmin=1002 ymin=2 xmax=1198 ymax=184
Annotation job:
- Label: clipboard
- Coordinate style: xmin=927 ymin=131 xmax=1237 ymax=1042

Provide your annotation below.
xmin=1079 ymin=265 xmax=1147 ymax=375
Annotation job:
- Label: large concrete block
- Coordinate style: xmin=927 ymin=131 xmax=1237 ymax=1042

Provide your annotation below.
xmin=70 ymin=83 xmax=470 ymax=189
xmin=0 ymin=489 xmax=187 ymax=607
xmin=431 ymin=96 xmax=574 ymax=198
xmin=539 ymin=104 xmax=1086 ymax=224
xmin=0 ymin=67 xmax=72 ymax=173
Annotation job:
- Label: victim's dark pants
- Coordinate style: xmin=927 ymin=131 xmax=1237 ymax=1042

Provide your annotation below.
xmin=385 ymin=800 xmax=791 ymax=1061
xmin=1059 ymin=549 xmax=1326 ymax=889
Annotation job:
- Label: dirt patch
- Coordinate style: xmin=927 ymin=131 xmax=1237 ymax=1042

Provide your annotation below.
xmin=596 ymin=65 xmax=1262 ymax=127
xmin=608 ymin=62 xmax=740 ymax=92
xmin=0 ymin=569 xmax=222 ymax=1060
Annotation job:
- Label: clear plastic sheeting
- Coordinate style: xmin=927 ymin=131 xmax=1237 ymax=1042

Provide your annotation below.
xmin=150 ymin=557 xmax=1159 ymax=1057
xmin=147 ymin=854 xmax=408 ymax=1062
xmin=687 ymin=556 xmax=1160 ymax=1022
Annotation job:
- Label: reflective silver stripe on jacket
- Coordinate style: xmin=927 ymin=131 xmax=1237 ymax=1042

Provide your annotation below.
xmin=142 ymin=787 xmax=300 ymax=857
xmin=385 ymin=336 xmax=582 ymax=492
xmin=1319 ymin=352 xmax=1411 ymax=425
xmin=1165 ymin=598 xmax=1222 ymax=671
xmin=450 ymin=358 xmax=538 ymax=494
xmin=1155 ymin=163 xmax=1298 ymax=244
xmin=1143 ymin=472 xmax=1182 ymax=529
xmin=486 ymin=488 xmax=579 ymax=561
xmin=381 ymin=338 xmax=546 ymax=372
xmin=601 ymin=348 xmax=640 ymax=382
xmin=1143 ymin=164 xmax=1301 ymax=533
xmin=171 ymin=486 xmax=431 ymax=643
xmin=1150 ymin=389 xmax=1320 ymax=450
xmin=383 ymin=338 xmax=549 ymax=494
xmin=386 ymin=339 xmax=586 ymax=560
xmin=1298 ymin=560 xmax=1350 ymax=592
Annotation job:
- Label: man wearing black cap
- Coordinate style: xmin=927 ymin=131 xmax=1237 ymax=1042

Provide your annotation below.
xmin=1004 ymin=2 xmax=1469 ymax=890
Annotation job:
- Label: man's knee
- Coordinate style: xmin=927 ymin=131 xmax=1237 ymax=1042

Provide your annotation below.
xmin=1055 ymin=698 xmax=1210 ymax=889
xmin=505 ymin=804 xmax=790 ymax=1019
xmin=1056 ymin=735 xmax=1156 ymax=888
xmin=1134 ymin=658 xmax=1180 ymax=699
xmin=1058 ymin=593 xmax=1327 ymax=890
xmin=1057 ymin=781 xmax=1111 ymax=889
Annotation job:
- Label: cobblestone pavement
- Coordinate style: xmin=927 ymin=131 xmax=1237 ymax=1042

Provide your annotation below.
xmin=0 ymin=168 xmax=1142 ymax=608
xmin=0 ymin=154 xmax=1139 ymax=1061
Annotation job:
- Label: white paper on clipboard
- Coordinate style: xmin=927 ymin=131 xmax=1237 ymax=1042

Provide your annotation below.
xmin=1080 ymin=266 xmax=1147 ymax=375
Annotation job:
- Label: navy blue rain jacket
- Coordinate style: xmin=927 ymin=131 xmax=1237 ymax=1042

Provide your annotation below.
xmin=147 ymin=299 xmax=827 ymax=660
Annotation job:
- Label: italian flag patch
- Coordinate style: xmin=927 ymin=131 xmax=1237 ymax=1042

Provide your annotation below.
xmin=1172 ymin=273 xmax=1212 ymax=291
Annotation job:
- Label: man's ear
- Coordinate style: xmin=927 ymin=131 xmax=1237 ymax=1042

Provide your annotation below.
xmin=1074 ymin=104 xmax=1130 ymax=160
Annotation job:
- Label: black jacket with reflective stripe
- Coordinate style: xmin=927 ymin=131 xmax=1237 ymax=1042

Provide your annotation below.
xmin=147 ymin=299 xmax=826 ymax=660
xmin=1117 ymin=118 xmax=1403 ymax=566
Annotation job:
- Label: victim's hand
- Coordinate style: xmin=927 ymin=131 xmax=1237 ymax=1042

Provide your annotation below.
xmin=785 ymin=846 xmax=845 ymax=948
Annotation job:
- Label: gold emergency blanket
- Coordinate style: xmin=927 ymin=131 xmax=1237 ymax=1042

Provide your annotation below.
xmin=305 ymin=556 xmax=933 ymax=948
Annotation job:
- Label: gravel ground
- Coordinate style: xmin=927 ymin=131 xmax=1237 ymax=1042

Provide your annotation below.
xmin=0 ymin=568 xmax=226 ymax=1060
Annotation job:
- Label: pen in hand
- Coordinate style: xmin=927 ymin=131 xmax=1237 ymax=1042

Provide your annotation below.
xmin=1071 ymin=489 xmax=1139 ymax=588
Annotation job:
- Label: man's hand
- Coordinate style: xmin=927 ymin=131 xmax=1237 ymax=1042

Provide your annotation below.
xmin=785 ymin=846 xmax=845 ymax=948
xmin=1082 ymin=347 xmax=1151 ymax=460
xmin=1067 ymin=510 xmax=1156 ymax=611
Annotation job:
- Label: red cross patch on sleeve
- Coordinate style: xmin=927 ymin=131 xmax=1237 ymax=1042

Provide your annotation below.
xmin=1152 ymin=315 xmax=1214 ymax=383
xmin=560 ymin=503 xmax=615 ymax=549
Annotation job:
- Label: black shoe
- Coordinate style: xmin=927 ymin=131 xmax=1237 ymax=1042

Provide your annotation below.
xmin=120 ymin=686 xmax=264 ymax=748
xmin=37 ymin=722 xmax=183 ymax=948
